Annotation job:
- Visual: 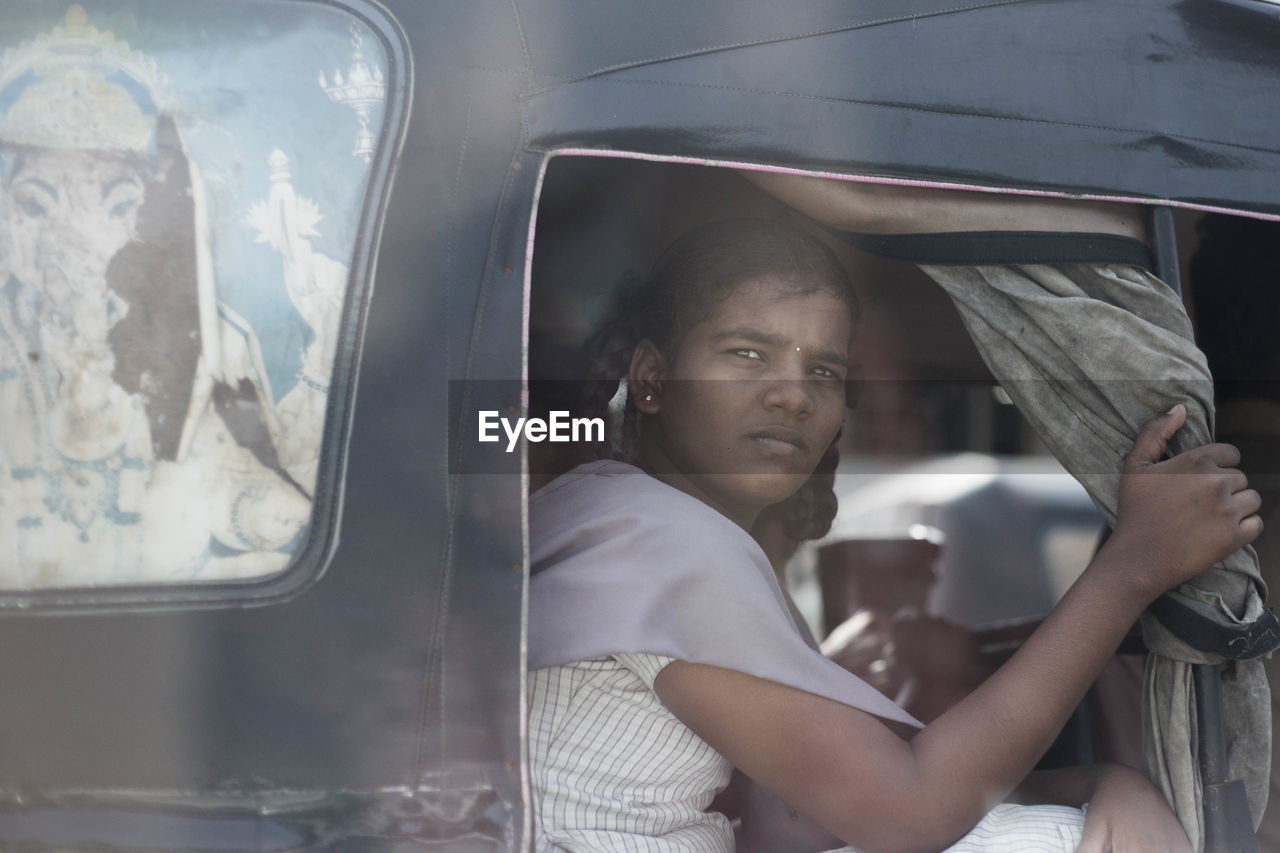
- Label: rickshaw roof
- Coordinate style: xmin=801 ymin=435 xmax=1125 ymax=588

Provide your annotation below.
xmin=504 ymin=0 xmax=1280 ymax=217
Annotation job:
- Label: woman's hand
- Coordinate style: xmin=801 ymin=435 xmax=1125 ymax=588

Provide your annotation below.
xmin=1078 ymin=765 xmax=1192 ymax=853
xmin=1104 ymin=404 xmax=1262 ymax=599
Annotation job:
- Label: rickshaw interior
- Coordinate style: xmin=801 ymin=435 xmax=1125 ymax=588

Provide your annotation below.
xmin=527 ymin=154 xmax=1279 ymax=782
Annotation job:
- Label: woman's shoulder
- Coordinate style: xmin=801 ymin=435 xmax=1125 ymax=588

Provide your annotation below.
xmin=527 ymin=461 xmax=785 ymax=670
xmin=532 ymin=459 xmax=736 ymax=528
xmin=529 ymin=458 xmax=639 ymax=503
xmin=529 ymin=459 xmax=757 ymax=567
xmin=533 ymin=458 xmax=672 ymax=503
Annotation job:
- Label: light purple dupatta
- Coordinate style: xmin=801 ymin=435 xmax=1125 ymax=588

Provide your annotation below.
xmin=528 ymin=459 xmax=922 ymax=730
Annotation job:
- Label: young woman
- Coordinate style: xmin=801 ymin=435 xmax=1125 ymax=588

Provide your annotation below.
xmin=527 ymin=216 xmax=1260 ymax=852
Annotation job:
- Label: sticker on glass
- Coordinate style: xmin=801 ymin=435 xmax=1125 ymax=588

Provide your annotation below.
xmin=0 ymin=4 xmax=387 ymax=588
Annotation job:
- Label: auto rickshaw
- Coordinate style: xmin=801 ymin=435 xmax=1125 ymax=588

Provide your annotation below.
xmin=1 ymin=1 xmax=1279 ymax=850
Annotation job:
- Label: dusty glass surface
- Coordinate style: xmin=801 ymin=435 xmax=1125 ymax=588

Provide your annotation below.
xmin=0 ymin=3 xmax=387 ymax=587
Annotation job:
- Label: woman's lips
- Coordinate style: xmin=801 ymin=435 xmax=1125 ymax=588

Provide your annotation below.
xmin=747 ymin=426 xmax=808 ymax=456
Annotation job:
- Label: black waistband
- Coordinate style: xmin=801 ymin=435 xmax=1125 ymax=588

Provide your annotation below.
xmin=834 ymin=229 xmax=1153 ymax=269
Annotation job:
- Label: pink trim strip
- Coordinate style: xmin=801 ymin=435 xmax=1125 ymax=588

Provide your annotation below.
xmin=517 ymin=154 xmax=552 ymax=852
xmin=523 ymin=160 xmax=547 ymax=413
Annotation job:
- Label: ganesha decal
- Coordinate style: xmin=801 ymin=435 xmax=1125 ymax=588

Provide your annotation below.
xmin=0 ymin=4 xmax=388 ymax=589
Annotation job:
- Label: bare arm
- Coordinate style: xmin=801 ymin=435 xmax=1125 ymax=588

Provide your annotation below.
xmin=657 ymin=549 xmax=1145 ymax=852
xmin=654 ymin=406 xmax=1259 ymax=853
xmin=743 ymin=170 xmax=1148 ymax=242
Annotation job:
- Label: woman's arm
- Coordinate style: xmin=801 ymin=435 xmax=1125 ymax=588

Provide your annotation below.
xmin=656 ymin=554 xmax=1142 ymax=852
xmin=743 ymin=170 xmax=1148 ymax=241
xmin=654 ymin=406 xmax=1259 ymax=853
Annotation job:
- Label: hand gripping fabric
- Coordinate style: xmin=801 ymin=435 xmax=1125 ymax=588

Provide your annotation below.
xmin=919 ymin=261 xmax=1276 ymax=851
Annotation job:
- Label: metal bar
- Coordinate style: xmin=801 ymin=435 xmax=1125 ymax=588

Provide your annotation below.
xmin=1194 ymin=662 xmax=1228 ymax=787
xmin=1194 ymin=662 xmax=1259 ymax=853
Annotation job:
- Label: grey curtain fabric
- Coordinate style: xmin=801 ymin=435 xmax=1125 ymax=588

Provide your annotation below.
xmin=918 ymin=262 xmax=1271 ymax=851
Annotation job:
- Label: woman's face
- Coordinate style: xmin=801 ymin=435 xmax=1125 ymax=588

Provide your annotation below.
xmin=635 ymin=275 xmax=854 ymax=528
xmin=4 ymin=146 xmax=144 ymax=319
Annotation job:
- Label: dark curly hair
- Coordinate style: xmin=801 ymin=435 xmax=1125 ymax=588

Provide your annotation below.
xmin=753 ymin=438 xmax=842 ymax=545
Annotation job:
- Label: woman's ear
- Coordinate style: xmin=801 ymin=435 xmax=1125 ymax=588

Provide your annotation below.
xmin=628 ymin=339 xmax=665 ymax=414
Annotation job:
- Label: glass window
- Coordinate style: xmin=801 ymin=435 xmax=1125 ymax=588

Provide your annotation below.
xmin=0 ymin=2 xmax=398 ymax=592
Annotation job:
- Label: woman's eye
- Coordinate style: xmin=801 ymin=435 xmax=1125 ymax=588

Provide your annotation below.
xmin=732 ymin=348 xmax=763 ymax=360
xmin=810 ymin=365 xmax=842 ymax=380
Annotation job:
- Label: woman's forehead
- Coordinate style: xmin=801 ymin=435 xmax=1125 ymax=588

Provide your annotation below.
xmin=706 ymin=274 xmax=854 ymax=323
xmin=691 ymin=275 xmax=855 ymax=350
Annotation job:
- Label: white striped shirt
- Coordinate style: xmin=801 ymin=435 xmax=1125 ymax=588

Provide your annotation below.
xmin=529 ymin=653 xmax=1085 ymax=853
xmin=529 ymin=653 xmax=734 ymax=852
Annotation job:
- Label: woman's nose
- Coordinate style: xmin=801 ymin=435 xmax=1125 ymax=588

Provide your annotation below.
xmin=761 ymin=374 xmax=812 ymax=416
